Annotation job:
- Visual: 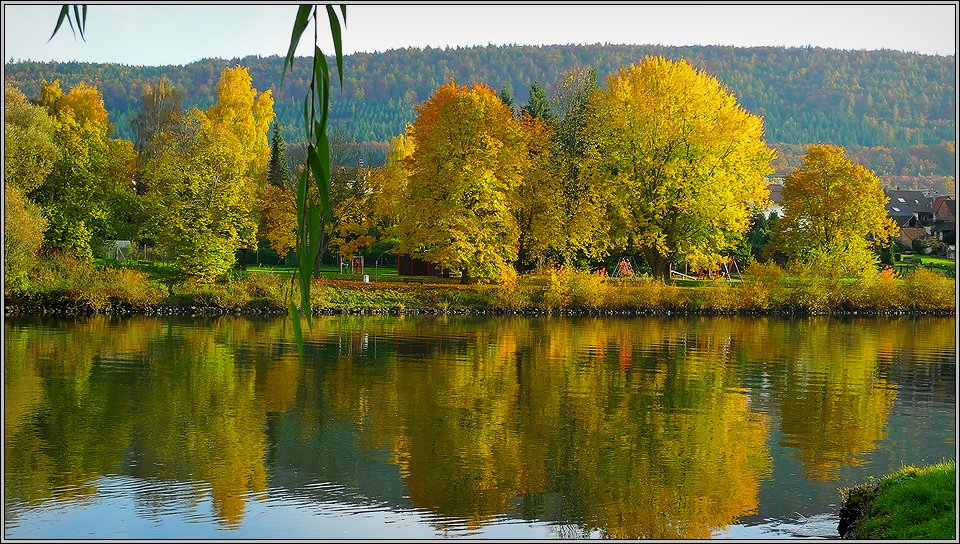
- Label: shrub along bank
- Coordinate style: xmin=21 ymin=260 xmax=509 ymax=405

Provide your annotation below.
xmin=4 ymin=258 xmax=956 ymax=316
xmin=838 ymin=461 xmax=955 ymax=540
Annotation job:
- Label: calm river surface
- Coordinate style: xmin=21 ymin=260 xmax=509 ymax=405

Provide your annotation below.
xmin=3 ymin=315 xmax=955 ymax=539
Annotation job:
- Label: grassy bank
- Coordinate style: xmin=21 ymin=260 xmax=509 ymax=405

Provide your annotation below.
xmin=4 ymin=257 xmax=956 ymax=315
xmin=839 ymin=461 xmax=956 ymax=540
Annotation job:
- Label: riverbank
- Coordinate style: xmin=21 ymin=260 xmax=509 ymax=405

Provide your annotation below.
xmin=838 ymin=461 xmax=956 ymax=539
xmin=5 ymin=269 xmax=955 ymax=316
xmin=4 ymin=259 xmax=955 ymax=317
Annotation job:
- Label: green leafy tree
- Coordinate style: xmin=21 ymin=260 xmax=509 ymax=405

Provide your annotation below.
xmin=143 ymin=109 xmax=256 ymax=279
xmin=736 ymin=212 xmax=774 ymax=264
xmin=521 ymin=81 xmax=552 ymax=121
xmin=4 ymin=84 xmax=59 ymax=194
xmin=32 ymin=80 xmax=135 ymax=260
xmin=266 ymin=122 xmax=292 ymax=188
xmin=582 ymin=57 xmax=775 ymax=279
xmin=498 ymin=85 xmax=514 ymax=114
xmin=549 ymin=66 xmax=607 ymax=264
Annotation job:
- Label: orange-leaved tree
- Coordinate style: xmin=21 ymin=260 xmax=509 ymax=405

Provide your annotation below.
xmin=394 ymin=79 xmax=527 ymax=283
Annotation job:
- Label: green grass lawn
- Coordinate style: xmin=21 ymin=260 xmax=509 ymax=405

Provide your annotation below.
xmin=848 ymin=461 xmax=956 ymax=540
xmin=919 ymin=254 xmax=956 ymax=267
xmin=245 ymin=263 xmax=399 ymax=280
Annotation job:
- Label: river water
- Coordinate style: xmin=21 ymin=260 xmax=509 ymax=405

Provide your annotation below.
xmin=3 ymin=315 xmax=955 ymax=539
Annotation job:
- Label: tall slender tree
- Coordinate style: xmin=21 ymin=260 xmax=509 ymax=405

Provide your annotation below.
xmin=266 ymin=123 xmax=292 ymax=188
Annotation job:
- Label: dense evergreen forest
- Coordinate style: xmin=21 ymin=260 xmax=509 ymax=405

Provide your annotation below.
xmin=6 ymin=43 xmax=955 ymax=187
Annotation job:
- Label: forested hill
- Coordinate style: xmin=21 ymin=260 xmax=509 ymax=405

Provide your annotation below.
xmin=5 ymin=44 xmax=955 ymax=177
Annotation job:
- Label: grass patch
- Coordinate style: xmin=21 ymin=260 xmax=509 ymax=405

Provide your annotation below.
xmin=9 ymin=257 xmax=956 ymax=314
xmin=842 ymin=461 xmax=956 ymax=540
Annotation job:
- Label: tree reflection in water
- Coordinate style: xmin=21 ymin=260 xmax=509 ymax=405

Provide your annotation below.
xmin=3 ymin=315 xmax=954 ymax=536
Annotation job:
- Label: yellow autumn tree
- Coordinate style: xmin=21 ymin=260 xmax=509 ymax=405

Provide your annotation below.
xmin=257 ymin=183 xmax=297 ymax=260
xmin=771 ymin=144 xmax=898 ymax=277
xmin=326 ymin=132 xmax=416 ymax=263
xmin=143 ymin=67 xmax=276 ymax=278
xmin=206 ymin=65 xmax=275 ymax=184
xmin=371 ymin=132 xmax=415 ymax=231
xmin=583 ymin=57 xmax=775 ymax=280
xmin=513 ymin=111 xmax=562 ymax=270
xmin=394 ymin=80 xmax=527 ymax=283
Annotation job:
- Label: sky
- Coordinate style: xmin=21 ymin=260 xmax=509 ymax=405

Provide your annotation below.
xmin=2 ymin=2 xmax=957 ymax=67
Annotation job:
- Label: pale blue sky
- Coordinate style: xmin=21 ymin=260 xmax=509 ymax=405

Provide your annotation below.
xmin=2 ymin=3 xmax=956 ymax=67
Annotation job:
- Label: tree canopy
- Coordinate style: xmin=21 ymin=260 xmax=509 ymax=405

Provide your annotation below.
xmin=582 ymin=57 xmax=774 ymax=279
xmin=771 ymin=144 xmax=898 ymax=277
xmin=394 ymin=80 xmax=527 ymax=283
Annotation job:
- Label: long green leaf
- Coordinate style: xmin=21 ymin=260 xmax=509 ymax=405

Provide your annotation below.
xmin=317 ymin=130 xmax=333 ymax=220
xmin=339 ymin=4 xmax=347 ymax=25
xmin=308 ymin=199 xmax=322 ymax=264
xmin=314 ymin=47 xmax=331 ymax=131
xmin=302 ymin=90 xmax=312 ymax=138
xmin=72 ymin=4 xmax=84 ymax=41
xmin=49 ymin=5 xmax=69 ymax=41
xmin=296 ymin=168 xmax=311 ymax=324
xmin=65 ymin=8 xmax=77 ymax=39
xmin=326 ymin=5 xmax=344 ymax=89
xmin=283 ymin=5 xmax=313 ymax=79
xmin=299 ymin=252 xmax=312 ymax=328
xmin=81 ymin=4 xmax=87 ymax=33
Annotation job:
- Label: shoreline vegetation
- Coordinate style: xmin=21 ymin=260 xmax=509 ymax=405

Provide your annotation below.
xmin=838 ymin=461 xmax=956 ymax=540
xmin=4 ymin=257 xmax=955 ymax=318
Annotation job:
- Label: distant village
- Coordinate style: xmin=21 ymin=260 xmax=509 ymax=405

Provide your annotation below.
xmin=765 ymin=181 xmax=956 ymax=261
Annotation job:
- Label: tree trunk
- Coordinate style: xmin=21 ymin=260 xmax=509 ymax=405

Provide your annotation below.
xmin=460 ymin=267 xmax=471 ymax=285
xmin=643 ymin=249 xmax=667 ymax=282
xmin=313 ymin=248 xmax=324 ymax=279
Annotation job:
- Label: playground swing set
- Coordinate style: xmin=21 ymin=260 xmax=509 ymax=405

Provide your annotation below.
xmin=669 ymin=259 xmax=742 ymax=281
xmin=601 ymin=256 xmax=743 ymax=281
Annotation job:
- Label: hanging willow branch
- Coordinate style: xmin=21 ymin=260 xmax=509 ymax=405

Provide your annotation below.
xmin=283 ymin=4 xmax=346 ymax=355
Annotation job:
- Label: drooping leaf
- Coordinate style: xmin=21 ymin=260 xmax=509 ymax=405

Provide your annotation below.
xmin=48 ymin=5 xmax=69 ymax=41
xmin=65 ymin=8 xmax=77 ymax=39
xmin=326 ymin=5 xmax=344 ymax=88
xmin=283 ymin=5 xmax=313 ymax=79
xmin=72 ymin=4 xmax=85 ymax=41
xmin=302 ymin=90 xmax=312 ymax=138
xmin=313 ymin=46 xmax=331 ymax=131
xmin=308 ymin=199 xmax=322 ymax=264
xmin=339 ymin=4 xmax=347 ymax=25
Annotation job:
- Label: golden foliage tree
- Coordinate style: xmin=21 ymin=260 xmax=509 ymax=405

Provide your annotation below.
xmin=143 ymin=109 xmax=257 ymax=279
xmin=512 ymin=112 xmax=562 ymax=270
xmin=771 ymin=144 xmax=898 ymax=277
xmin=257 ymin=183 xmax=297 ymax=260
xmin=394 ymin=80 xmax=526 ymax=283
xmin=205 ymin=65 xmax=275 ymax=185
xmin=142 ymin=67 xmax=276 ymax=278
xmin=583 ymin=57 xmax=775 ymax=279
xmin=3 ymin=183 xmax=49 ymax=292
